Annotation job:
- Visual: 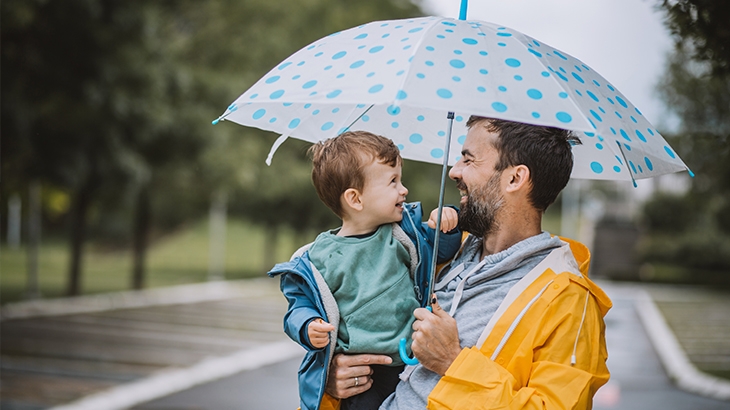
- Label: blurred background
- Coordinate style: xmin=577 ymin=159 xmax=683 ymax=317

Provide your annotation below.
xmin=2 ymin=0 xmax=729 ymax=409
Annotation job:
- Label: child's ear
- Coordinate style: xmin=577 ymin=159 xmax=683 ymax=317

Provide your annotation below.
xmin=342 ymin=188 xmax=364 ymax=212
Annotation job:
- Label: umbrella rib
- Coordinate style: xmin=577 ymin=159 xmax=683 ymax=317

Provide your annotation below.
xmin=616 ymin=141 xmax=637 ymax=187
xmin=341 ymin=104 xmax=375 ymax=134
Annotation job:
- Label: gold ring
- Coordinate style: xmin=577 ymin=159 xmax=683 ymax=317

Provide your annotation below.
xmin=354 ymin=376 xmax=360 ymax=386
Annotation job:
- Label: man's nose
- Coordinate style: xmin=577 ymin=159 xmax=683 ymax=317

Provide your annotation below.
xmin=449 ymin=162 xmax=462 ymax=180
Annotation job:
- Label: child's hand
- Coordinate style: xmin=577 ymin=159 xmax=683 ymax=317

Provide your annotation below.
xmin=308 ymin=318 xmax=335 ymax=349
xmin=428 ymin=207 xmax=459 ymax=233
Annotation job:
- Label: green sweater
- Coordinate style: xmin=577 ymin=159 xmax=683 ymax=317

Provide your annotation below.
xmin=308 ymin=224 xmax=420 ymax=366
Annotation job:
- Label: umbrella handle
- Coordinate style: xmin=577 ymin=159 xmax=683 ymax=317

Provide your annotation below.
xmin=399 ymin=338 xmax=419 ymax=366
xmin=399 ymin=306 xmax=432 ymax=366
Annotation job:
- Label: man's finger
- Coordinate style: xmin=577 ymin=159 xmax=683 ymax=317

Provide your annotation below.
xmin=430 ymin=295 xmax=450 ymax=318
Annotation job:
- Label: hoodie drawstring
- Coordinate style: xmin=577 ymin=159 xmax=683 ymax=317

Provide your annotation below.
xmin=571 ymin=291 xmax=591 ymax=366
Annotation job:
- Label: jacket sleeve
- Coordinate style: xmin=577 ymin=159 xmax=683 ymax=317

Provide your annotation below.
xmin=428 ymin=289 xmax=610 ymax=409
xmin=420 ymin=205 xmax=462 ymax=263
xmin=279 ymin=273 xmax=324 ymax=351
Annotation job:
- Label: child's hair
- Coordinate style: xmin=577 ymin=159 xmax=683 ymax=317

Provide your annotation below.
xmin=309 ymin=131 xmax=401 ymax=218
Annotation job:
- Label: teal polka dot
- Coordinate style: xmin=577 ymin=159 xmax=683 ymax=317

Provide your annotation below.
xmin=410 ymin=133 xmax=423 ymax=143
xmin=458 ymin=135 xmax=466 ymax=144
xmin=664 ymin=146 xmax=676 ymax=158
xmin=253 ymin=109 xmax=266 ymax=120
xmin=590 ymin=162 xmax=604 ymax=174
xmin=644 ymin=157 xmax=654 ymax=171
xmin=270 ymin=90 xmax=285 ymax=99
xmin=326 ymin=89 xmax=342 ymax=99
xmin=332 ymin=51 xmax=347 ymax=60
xmin=596 ymin=143 xmax=604 ymax=150
xmin=450 ymin=59 xmax=465 ymax=69
xmin=265 ymin=76 xmax=280 ymax=84
xmin=369 ymin=46 xmax=384 ymax=53
xmin=302 ymin=80 xmax=317 ymax=89
xmin=616 ymin=96 xmax=628 ymax=108
xmin=417 ymin=115 xmax=425 ymax=121
xmin=587 ymin=91 xmax=599 ymax=102
xmin=477 ymin=86 xmax=486 ymax=92
xmin=417 ymin=73 xmax=425 ymax=79
xmin=505 ymin=58 xmax=521 ymax=67
xmin=636 ymin=130 xmax=647 ymax=142
xmin=556 ymin=112 xmax=572 ymax=123
xmin=354 ymin=33 xmax=368 ymax=39
xmin=387 ymin=105 xmax=401 ymax=116
xmin=437 ymin=89 xmax=453 ymax=99
xmin=362 ymin=115 xmax=370 ymax=122
xmin=391 ymin=122 xmax=399 ymax=128
xmin=278 ymin=62 xmax=292 ymax=70
xmin=463 ymin=38 xmax=478 ymax=45
xmin=559 ymin=92 xmax=568 ymax=99
xmin=321 ymin=122 xmax=334 ymax=131
xmin=288 ymin=118 xmax=301 ymax=129
xmin=620 ymin=129 xmax=631 ymax=141
xmin=613 ymin=165 xmax=621 ymax=173
xmin=431 ymin=148 xmax=444 ymax=159
xmin=369 ymin=84 xmax=384 ymax=93
xmin=572 ymin=72 xmax=585 ymax=83
xmin=350 ymin=60 xmax=365 ymax=69
xmin=396 ymin=90 xmax=408 ymax=100
xmin=479 ymin=69 xmax=488 ymax=75
xmin=532 ymin=112 xmax=540 ymax=118
xmin=492 ymin=102 xmax=507 ymax=112
xmin=527 ymin=89 xmax=543 ymax=99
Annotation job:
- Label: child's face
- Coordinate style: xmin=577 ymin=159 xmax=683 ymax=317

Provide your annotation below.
xmin=359 ymin=159 xmax=409 ymax=226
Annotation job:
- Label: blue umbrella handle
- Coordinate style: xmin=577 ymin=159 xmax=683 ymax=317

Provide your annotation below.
xmin=399 ymin=306 xmax=432 ymax=366
xmin=399 ymin=338 xmax=419 ymax=365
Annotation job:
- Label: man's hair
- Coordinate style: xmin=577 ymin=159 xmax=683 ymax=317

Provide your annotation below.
xmin=308 ymin=131 xmax=401 ymax=218
xmin=466 ymin=116 xmax=581 ymax=212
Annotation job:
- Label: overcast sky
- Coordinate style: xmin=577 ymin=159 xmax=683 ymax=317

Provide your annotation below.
xmin=421 ymin=0 xmax=678 ymax=131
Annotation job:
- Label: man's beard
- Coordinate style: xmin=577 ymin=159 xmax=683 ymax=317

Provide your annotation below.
xmin=457 ymin=171 xmax=504 ymax=238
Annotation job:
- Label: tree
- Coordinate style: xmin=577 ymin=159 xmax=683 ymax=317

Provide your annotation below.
xmin=637 ymin=1 xmax=730 ymax=281
xmin=1 ymin=0 xmax=210 ymax=294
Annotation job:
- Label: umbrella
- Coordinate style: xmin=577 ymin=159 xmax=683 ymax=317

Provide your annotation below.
xmin=213 ymin=4 xmax=690 ymax=364
xmin=212 ymin=17 xmax=690 ymax=184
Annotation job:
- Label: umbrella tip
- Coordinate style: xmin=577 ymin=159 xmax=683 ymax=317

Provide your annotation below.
xmin=211 ymin=119 xmax=219 ymax=125
xmin=687 ymin=168 xmax=695 ymax=178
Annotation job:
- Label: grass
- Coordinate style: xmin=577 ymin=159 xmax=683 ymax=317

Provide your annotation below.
xmin=1 ymin=212 xmax=565 ymax=305
xmin=0 ymin=218 xmax=305 ymax=305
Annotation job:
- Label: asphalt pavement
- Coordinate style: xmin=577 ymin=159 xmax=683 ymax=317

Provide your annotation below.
xmin=130 ymin=281 xmax=730 ymax=410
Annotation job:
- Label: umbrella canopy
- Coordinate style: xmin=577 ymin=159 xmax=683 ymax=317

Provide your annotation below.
xmin=214 ymin=16 xmax=689 ymax=183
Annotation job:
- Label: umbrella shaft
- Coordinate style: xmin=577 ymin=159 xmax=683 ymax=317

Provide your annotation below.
xmin=428 ymin=112 xmax=455 ymax=306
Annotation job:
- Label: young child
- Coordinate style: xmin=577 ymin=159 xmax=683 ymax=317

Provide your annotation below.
xmin=268 ymin=131 xmax=461 ymax=410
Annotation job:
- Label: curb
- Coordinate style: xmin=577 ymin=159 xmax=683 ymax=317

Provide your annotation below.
xmin=47 ymin=339 xmax=304 ymax=410
xmin=635 ymin=289 xmax=730 ymax=401
xmin=0 ymin=278 xmax=268 ymax=321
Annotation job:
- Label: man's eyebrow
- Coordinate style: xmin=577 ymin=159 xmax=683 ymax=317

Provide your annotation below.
xmin=461 ymin=149 xmax=474 ymax=157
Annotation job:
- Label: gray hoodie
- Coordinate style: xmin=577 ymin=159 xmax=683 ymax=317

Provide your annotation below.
xmin=380 ymin=232 xmax=563 ymax=410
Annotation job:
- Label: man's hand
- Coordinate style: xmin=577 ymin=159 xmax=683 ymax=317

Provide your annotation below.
xmin=428 ymin=207 xmax=459 ymax=233
xmin=308 ymin=318 xmax=335 ymax=349
xmin=411 ymin=296 xmax=462 ymax=376
xmin=325 ymin=353 xmax=392 ymax=399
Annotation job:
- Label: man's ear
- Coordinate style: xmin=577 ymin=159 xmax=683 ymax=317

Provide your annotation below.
xmin=341 ymin=188 xmax=364 ymax=212
xmin=505 ymin=165 xmax=530 ymax=193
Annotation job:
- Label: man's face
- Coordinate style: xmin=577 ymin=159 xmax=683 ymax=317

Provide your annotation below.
xmin=448 ymin=124 xmax=505 ymax=238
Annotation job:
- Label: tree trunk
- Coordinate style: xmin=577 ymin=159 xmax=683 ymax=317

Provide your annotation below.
xmin=131 ymin=185 xmax=151 ymax=290
xmin=67 ymin=178 xmax=96 ymax=296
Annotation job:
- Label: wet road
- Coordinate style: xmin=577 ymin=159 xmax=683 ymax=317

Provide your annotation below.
xmin=135 ymin=283 xmax=729 ymax=410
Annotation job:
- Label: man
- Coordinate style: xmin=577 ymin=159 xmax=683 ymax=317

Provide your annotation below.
xmin=320 ymin=116 xmax=612 ymax=409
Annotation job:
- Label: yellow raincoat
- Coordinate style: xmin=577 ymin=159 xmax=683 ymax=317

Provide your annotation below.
xmin=321 ymin=237 xmax=612 ymax=410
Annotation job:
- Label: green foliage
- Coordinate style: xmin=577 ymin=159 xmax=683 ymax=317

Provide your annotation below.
xmin=638 ymin=1 xmax=730 ymax=283
xmin=640 ymin=193 xmax=696 ymax=233
xmin=659 ymin=0 xmax=730 ymax=75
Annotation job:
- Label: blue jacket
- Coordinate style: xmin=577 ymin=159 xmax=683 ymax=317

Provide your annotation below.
xmin=267 ymin=202 xmax=461 ymax=410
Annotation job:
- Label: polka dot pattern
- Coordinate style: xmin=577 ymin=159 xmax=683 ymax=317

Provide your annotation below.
xmin=219 ymin=16 xmax=688 ymax=180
